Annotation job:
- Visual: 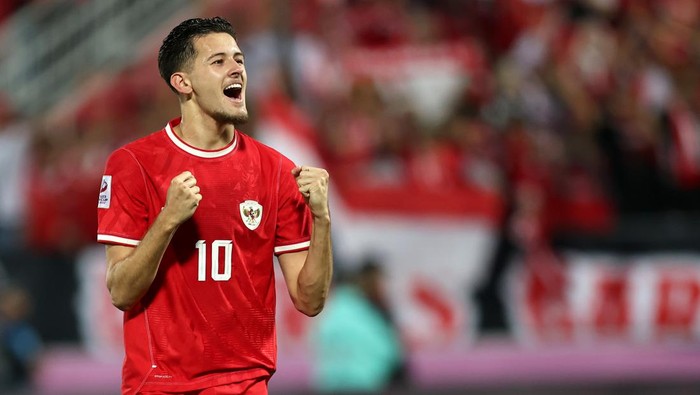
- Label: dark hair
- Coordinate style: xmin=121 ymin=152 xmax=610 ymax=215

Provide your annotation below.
xmin=158 ymin=17 xmax=236 ymax=92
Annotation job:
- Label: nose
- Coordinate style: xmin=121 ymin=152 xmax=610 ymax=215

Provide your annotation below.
xmin=229 ymin=60 xmax=243 ymax=76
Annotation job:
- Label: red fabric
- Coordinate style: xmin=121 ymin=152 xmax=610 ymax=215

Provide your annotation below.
xmin=97 ymin=118 xmax=311 ymax=394
xmin=140 ymin=375 xmax=268 ymax=395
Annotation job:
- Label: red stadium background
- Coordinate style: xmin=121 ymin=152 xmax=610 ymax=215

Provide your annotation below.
xmin=2 ymin=0 xmax=700 ymax=394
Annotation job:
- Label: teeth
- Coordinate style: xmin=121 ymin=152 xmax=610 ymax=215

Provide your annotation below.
xmin=225 ymin=83 xmax=242 ymax=90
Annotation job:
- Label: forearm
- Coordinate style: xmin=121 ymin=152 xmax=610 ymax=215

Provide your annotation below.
xmin=296 ymin=215 xmax=333 ymax=316
xmin=107 ymin=213 xmax=179 ymax=310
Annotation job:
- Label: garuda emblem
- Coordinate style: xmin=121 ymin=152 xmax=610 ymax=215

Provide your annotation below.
xmin=240 ymin=200 xmax=263 ymax=230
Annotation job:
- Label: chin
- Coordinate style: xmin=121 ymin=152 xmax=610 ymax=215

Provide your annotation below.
xmin=233 ymin=114 xmax=249 ymax=124
xmin=214 ymin=110 xmax=249 ymax=125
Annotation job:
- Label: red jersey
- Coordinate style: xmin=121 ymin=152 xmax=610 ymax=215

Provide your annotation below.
xmin=97 ymin=118 xmax=312 ymax=394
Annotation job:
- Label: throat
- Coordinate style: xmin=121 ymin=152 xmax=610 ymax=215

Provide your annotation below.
xmin=175 ymin=122 xmax=235 ymax=151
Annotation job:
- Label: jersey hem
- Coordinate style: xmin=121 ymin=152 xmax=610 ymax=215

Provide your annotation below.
xmin=137 ymin=368 xmax=272 ymax=393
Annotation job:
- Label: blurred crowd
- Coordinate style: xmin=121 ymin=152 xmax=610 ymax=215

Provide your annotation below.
xmin=2 ymin=0 xmax=700 ymax=391
xmin=4 ymin=0 xmax=700 ymax=253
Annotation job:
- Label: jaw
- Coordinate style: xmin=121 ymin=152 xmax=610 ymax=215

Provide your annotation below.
xmin=215 ymin=97 xmax=249 ymax=125
xmin=226 ymin=97 xmax=247 ymax=117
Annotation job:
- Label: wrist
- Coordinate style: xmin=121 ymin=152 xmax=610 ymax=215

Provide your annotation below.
xmin=313 ymin=213 xmax=331 ymax=226
xmin=157 ymin=207 xmax=181 ymax=233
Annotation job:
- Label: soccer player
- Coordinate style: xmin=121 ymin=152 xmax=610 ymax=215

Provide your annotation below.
xmin=96 ymin=17 xmax=333 ymax=395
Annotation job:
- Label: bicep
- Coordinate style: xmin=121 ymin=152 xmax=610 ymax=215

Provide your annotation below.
xmin=278 ymin=250 xmax=308 ymax=301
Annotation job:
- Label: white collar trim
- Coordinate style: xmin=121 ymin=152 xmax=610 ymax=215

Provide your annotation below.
xmin=165 ymin=121 xmax=237 ymax=158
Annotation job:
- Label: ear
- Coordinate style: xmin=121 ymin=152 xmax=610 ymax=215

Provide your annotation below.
xmin=170 ymin=72 xmax=192 ymax=95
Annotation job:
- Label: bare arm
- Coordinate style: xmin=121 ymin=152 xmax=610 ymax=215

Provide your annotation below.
xmin=106 ymin=171 xmax=201 ymax=311
xmin=278 ymin=166 xmax=333 ymax=317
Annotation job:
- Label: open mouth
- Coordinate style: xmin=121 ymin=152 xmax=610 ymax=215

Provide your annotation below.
xmin=224 ymin=83 xmax=243 ymax=100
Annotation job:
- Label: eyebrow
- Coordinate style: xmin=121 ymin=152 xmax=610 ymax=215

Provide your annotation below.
xmin=206 ymin=51 xmax=245 ymax=61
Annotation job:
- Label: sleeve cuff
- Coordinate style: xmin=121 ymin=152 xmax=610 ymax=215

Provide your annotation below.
xmin=274 ymin=240 xmax=311 ymax=255
xmin=97 ymin=234 xmax=141 ymax=247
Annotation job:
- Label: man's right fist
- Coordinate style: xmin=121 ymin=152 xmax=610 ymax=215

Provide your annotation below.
xmin=163 ymin=171 xmax=202 ymax=225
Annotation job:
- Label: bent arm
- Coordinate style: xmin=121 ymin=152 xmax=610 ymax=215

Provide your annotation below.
xmin=106 ymin=212 xmax=181 ymax=311
xmin=279 ymin=215 xmax=333 ymax=317
xmin=105 ymin=171 xmax=201 ymax=311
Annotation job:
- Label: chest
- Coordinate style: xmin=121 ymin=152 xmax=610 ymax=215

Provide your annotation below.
xmin=143 ymin=155 xmax=278 ymax=237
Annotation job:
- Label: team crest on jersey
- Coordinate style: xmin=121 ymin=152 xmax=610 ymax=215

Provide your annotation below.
xmin=239 ymin=200 xmax=263 ymax=230
xmin=98 ymin=175 xmax=112 ymax=209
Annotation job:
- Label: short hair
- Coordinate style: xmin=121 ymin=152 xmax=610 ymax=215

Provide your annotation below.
xmin=158 ymin=17 xmax=237 ymax=92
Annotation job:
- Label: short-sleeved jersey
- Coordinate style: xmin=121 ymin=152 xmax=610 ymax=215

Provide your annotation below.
xmin=97 ymin=118 xmax=312 ymax=394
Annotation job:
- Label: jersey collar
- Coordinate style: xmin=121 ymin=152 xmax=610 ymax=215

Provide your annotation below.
xmin=165 ymin=118 xmax=237 ymax=158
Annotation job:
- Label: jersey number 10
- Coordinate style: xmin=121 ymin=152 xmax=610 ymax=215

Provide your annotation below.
xmin=195 ymin=240 xmax=232 ymax=281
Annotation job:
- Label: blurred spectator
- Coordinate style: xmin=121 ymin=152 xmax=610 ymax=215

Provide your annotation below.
xmin=0 ymin=97 xmax=30 ymax=250
xmin=24 ymin=120 xmax=105 ymax=254
xmin=311 ymin=259 xmax=406 ymax=393
xmin=0 ymin=282 xmax=42 ymax=392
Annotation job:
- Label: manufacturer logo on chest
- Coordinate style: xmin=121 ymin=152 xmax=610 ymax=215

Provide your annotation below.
xmin=239 ymin=200 xmax=263 ymax=230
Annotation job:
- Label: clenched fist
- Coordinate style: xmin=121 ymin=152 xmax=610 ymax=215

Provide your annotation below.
xmin=292 ymin=166 xmax=330 ymax=219
xmin=162 ymin=171 xmax=202 ymax=225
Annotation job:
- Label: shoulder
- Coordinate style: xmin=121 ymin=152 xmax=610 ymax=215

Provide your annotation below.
xmin=107 ymin=130 xmax=167 ymax=165
xmin=121 ymin=130 xmax=168 ymax=156
xmin=238 ymin=132 xmax=296 ymax=168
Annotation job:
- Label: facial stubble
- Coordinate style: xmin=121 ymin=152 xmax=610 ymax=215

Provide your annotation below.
xmin=212 ymin=110 xmax=249 ymax=125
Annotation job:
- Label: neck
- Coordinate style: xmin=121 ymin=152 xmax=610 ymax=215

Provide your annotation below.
xmin=175 ymin=111 xmax=235 ymax=150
